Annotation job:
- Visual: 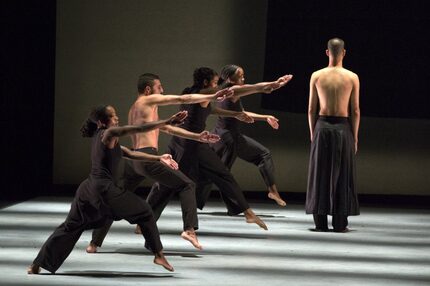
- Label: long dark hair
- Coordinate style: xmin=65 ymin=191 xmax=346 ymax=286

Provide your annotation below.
xmin=218 ymin=64 xmax=240 ymax=87
xmin=182 ymin=67 xmax=218 ymax=94
xmin=80 ymin=105 xmax=110 ymax=137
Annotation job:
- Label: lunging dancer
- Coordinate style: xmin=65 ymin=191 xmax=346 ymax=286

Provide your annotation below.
xmin=28 ymin=106 xmax=186 ymax=274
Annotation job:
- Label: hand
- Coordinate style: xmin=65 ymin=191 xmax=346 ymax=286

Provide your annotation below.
xmin=235 ymin=112 xmax=254 ymax=123
xmin=198 ymin=131 xmax=220 ymax=143
xmin=266 ymin=116 xmax=279 ymax=129
xmin=159 ymin=154 xmax=179 ymax=170
xmin=214 ymin=88 xmax=234 ymax=102
xmin=166 ymin=111 xmax=188 ymax=126
xmin=276 ymin=74 xmax=293 ymax=87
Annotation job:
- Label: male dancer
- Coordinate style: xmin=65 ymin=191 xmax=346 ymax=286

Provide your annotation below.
xmin=86 ymin=73 xmax=232 ymax=252
xmin=306 ymin=38 xmax=360 ymax=232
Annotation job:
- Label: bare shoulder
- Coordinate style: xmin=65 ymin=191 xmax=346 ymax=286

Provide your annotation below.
xmin=342 ymin=68 xmax=359 ymax=80
xmin=311 ymin=69 xmax=324 ymax=80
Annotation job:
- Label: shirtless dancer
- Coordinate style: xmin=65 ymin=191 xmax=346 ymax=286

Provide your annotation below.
xmin=86 ymin=73 xmax=231 ymax=252
xmin=306 ymin=38 xmax=360 ymax=232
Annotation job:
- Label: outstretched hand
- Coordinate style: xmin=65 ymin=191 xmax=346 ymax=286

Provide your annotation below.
xmin=235 ymin=112 xmax=254 ymax=123
xmin=267 ymin=116 xmax=279 ymax=129
xmin=277 ymin=74 xmax=293 ymax=87
xmin=199 ymin=131 xmax=220 ymax=143
xmin=215 ymin=88 xmax=234 ymax=102
xmin=261 ymin=74 xmax=293 ymax=94
xmin=160 ymin=154 xmax=179 ymax=170
xmin=167 ymin=111 xmax=188 ymax=126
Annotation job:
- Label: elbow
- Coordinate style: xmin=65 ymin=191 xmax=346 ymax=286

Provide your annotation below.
xmin=308 ymin=108 xmax=316 ymax=116
xmin=351 ymin=108 xmax=360 ymax=117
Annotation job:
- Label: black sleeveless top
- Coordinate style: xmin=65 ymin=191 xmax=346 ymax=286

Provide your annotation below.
xmin=215 ymin=82 xmax=244 ymax=133
xmin=90 ymin=128 xmax=122 ymax=181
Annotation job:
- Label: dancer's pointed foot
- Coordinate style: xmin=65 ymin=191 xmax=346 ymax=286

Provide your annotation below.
xmin=181 ymin=229 xmax=203 ymax=250
xmin=27 ymin=264 xmax=41 ymax=274
xmin=135 ymin=225 xmax=142 ymax=234
xmin=268 ymin=191 xmax=286 ymax=207
xmin=86 ymin=242 xmax=98 ymax=253
xmin=154 ymin=252 xmax=174 ymax=272
xmin=244 ymin=209 xmax=268 ymax=230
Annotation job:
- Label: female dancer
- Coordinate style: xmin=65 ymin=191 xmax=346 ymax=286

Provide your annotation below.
xmin=190 ymin=67 xmax=292 ymax=209
xmin=27 ymin=105 xmax=187 ymax=274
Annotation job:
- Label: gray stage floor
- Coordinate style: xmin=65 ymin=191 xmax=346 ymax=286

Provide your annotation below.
xmin=1 ymin=197 xmax=429 ymax=286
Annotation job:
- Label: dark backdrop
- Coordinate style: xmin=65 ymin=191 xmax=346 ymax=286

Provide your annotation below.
xmin=262 ymin=1 xmax=430 ymax=119
xmin=1 ymin=0 xmax=56 ymax=202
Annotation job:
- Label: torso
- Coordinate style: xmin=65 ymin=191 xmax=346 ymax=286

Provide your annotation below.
xmin=128 ymin=96 xmax=159 ymax=149
xmin=314 ymin=67 xmax=356 ymax=117
xmin=90 ymin=129 xmax=122 ymax=181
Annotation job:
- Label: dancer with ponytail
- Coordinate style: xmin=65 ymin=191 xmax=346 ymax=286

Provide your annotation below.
xmin=27 ymin=106 xmax=186 ymax=274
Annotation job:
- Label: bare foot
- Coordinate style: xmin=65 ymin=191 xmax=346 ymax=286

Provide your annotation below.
xmin=244 ymin=209 xmax=268 ymax=230
xmin=268 ymin=191 xmax=286 ymax=207
xmin=86 ymin=242 xmax=98 ymax=253
xmin=181 ymin=230 xmax=202 ymax=250
xmin=154 ymin=252 xmax=174 ymax=272
xmin=135 ymin=225 xmax=142 ymax=234
xmin=27 ymin=264 xmax=41 ymax=274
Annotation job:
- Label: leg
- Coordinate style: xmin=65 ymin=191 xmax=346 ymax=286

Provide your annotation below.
xmin=197 ymin=144 xmax=267 ymax=230
xmin=236 ymin=134 xmax=286 ymax=207
xmin=143 ymin=160 xmax=198 ymax=231
xmin=29 ymin=193 xmax=91 ymax=273
xmin=104 ymin=185 xmax=173 ymax=271
xmin=86 ymin=219 xmax=114 ymax=253
xmin=332 ymin=215 xmax=349 ymax=232
xmin=312 ymin=214 xmax=329 ymax=231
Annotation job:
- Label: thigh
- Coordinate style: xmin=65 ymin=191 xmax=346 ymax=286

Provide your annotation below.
xmin=143 ymin=160 xmax=193 ymax=189
xmin=104 ymin=185 xmax=153 ymax=222
xmin=236 ymin=134 xmax=270 ymax=163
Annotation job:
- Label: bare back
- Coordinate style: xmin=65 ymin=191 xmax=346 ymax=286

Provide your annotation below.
xmin=128 ymin=96 xmax=160 ymax=149
xmin=313 ymin=67 xmax=357 ymax=117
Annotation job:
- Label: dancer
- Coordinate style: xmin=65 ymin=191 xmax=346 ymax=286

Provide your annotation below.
xmin=306 ymin=38 xmax=360 ymax=232
xmin=192 ymin=66 xmax=292 ymax=209
xmin=86 ymin=73 xmax=231 ymax=253
xmin=27 ymin=106 xmax=186 ymax=274
xmin=155 ymin=67 xmax=292 ymax=230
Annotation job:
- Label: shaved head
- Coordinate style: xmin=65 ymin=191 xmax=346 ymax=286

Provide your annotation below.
xmin=327 ymin=38 xmax=345 ymax=57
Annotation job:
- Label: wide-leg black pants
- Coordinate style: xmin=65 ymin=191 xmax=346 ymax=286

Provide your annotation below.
xmin=168 ymin=140 xmax=249 ymax=215
xmin=33 ymin=179 xmax=162 ymax=273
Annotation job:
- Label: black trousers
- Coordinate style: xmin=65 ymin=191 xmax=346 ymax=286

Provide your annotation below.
xmin=313 ymin=214 xmax=348 ymax=232
xmin=169 ymin=141 xmax=249 ymax=215
xmin=33 ymin=180 xmax=162 ymax=273
xmin=91 ymin=148 xmax=198 ymax=246
xmin=197 ymin=130 xmax=276 ymax=209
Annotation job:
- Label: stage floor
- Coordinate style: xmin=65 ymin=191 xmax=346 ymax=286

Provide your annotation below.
xmin=1 ymin=197 xmax=429 ymax=286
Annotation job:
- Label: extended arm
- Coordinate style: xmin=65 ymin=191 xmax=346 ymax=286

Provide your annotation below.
xmin=210 ymin=106 xmax=254 ymax=123
xmin=350 ymin=74 xmax=360 ymax=153
xmin=160 ymin=125 xmax=220 ymax=143
xmin=102 ymin=111 xmax=187 ymax=145
xmin=143 ymin=88 xmax=233 ymax=106
xmin=308 ymin=73 xmax=319 ymax=141
xmin=231 ymin=74 xmax=293 ymax=99
xmin=121 ymin=146 xmax=179 ymax=170
xmin=244 ymin=111 xmax=279 ymax=129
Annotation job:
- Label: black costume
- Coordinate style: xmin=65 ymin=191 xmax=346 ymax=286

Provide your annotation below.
xmin=306 ymin=116 xmax=359 ymax=231
xmin=163 ymin=93 xmax=250 ymax=215
xmin=90 ymin=147 xmax=198 ymax=247
xmin=197 ymin=84 xmax=276 ymax=209
xmin=32 ymin=129 xmax=162 ymax=273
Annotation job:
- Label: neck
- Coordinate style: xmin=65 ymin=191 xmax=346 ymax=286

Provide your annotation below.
xmin=328 ymin=56 xmax=343 ymax=68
